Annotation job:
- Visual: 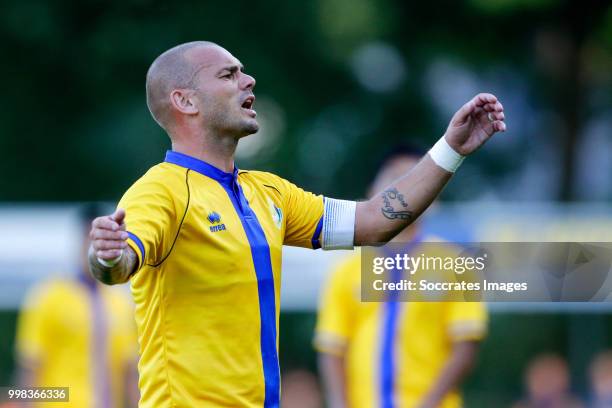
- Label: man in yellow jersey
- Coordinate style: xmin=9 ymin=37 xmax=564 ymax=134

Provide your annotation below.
xmin=314 ymin=146 xmax=487 ymax=408
xmin=16 ymin=204 xmax=139 ymax=408
xmin=87 ymin=41 xmax=506 ymax=407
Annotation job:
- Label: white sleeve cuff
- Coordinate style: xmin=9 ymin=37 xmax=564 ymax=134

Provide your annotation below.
xmin=322 ymin=198 xmax=356 ymax=250
xmin=428 ymin=136 xmax=465 ymax=173
xmin=97 ymin=251 xmax=123 ymax=268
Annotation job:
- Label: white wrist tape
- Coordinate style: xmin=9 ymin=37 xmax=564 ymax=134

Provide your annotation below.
xmin=97 ymin=251 xmax=124 ymax=268
xmin=322 ymin=198 xmax=356 ymax=250
xmin=428 ymin=136 xmax=465 ymax=173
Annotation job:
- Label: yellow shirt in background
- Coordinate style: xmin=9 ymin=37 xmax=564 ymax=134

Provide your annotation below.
xmin=119 ymin=151 xmax=324 ymax=407
xmin=314 ymin=242 xmax=488 ymax=408
xmin=16 ymin=277 xmax=137 ymax=408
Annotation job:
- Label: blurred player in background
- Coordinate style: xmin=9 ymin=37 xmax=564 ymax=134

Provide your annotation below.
xmin=15 ymin=204 xmax=139 ymax=408
xmin=589 ymin=351 xmax=612 ymax=408
xmin=87 ymin=41 xmax=506 ymax=407
xmin=314 ymin=146 xmax=487 ymax=408
xmin=279 ymin=369 xmax=323 ymax=408
xmin=512 ymin=353 xmax=583 ymax=408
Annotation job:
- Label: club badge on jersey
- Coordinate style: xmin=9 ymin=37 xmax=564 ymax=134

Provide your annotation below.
xmin=268 ymin=199 xmax=283 ymax=229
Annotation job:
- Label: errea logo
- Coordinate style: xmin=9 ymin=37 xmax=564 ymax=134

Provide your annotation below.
xmin=207 ymin=211 xmax=227 ymax=232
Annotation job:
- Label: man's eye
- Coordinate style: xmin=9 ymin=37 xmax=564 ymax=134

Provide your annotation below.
xmin=223 ymin=73 xmax=234 ymax=79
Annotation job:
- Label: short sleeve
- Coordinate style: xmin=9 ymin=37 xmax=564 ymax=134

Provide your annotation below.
xmin=117 ymin=176 xmax=178 ymax=271
xmin=445 ymin=302 xmax=488 ymax=342
xmin=15 ymin=283 xmax=53 ymax=364
xmin=313 ymin=256 xmax=360 ymax=356
xmin=276 ymin=177 xmax=324 ymax=249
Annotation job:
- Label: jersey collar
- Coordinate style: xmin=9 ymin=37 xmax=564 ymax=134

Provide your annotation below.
xmin=164 ymin=150 xmax=238 ymax=186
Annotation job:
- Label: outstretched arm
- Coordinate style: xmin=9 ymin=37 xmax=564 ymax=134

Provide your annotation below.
xmin=318 ymin=352 xmax=347 ymax=408
xmin=354 ymin=93 xmax=505 ymax=245
xmin=418 ymin=341 xmax=481 ymax=408
xmin=88 ymin=208 xmax=138 ymax=285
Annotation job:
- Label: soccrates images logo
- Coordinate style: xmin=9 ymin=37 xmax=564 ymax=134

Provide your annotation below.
xmin=207 ymin=212 xmax=226 ymax=232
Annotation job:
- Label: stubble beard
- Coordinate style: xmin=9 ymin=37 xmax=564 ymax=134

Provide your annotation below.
xmin=203 ymin=99 xmax=258 ymax=140
xmin=240 ymin=118 xmax=259 ymax=137
xmin=215 ymin=110 xmax=259 ymax=140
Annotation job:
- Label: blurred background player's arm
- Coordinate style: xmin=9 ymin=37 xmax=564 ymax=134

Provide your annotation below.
xmin=15 ymin=285 xmax=50 ymax=388
xmin=418 ymin=340 xmax=480 ymax=408
xmin=123 ymin=307 xmax=140 ymax=407
xmin=318 ymin=353 xmax=347 ymax=408
xmin=15 ymin=361 xmax=38 ymax=408
xmin=14 ymin=284 xmax=52 ymax=408
xmin=314 ymin=257 xmax=360 ymax=408
xmin=354 ymin=93 xmax=505 ymax=245
xmin=124 ymin=357 xmax=140 ymax=407
xmin=120 ymin=317 xmax=140 ymax=408
xmin=419 ymin=302 xmax=488 ymax=408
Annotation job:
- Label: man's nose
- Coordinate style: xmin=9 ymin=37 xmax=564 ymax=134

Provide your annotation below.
xmin=240 ymin=73 xmax=256 ymax=90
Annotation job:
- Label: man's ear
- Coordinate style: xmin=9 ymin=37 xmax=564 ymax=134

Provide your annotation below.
xmin=169 ymin=89 xmax=199 ymax=115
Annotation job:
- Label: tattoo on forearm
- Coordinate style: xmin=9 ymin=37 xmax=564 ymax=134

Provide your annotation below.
xmin=381 ymin=188 xmax=413 ymax=220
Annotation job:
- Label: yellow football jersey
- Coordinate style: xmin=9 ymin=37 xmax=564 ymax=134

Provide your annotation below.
xmin=15 ymin=277 xmax=137 ymax=408
xmin=314 ymin=242 xmax=488 ymax=408
xmin=119 ymin=151 xmax=324 ymax=407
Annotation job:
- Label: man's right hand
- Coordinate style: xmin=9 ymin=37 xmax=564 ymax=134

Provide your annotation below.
xmin=90 ymin=208 xmax=129 ymax=262
xmin=88 ymin=208 xmax=138 ymax=285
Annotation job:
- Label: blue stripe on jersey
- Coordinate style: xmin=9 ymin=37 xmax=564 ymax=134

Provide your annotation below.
xmin=379 ymin=236 xmax=422 ymax=408
xmin=380 ymin=274 xmax=400 ymax=408
xmin=164 ymin=151 xmax=280 ymax=407
xmin=225 ymin=181 xmax=280 ymax=408
xmin=127 ymin=232 xmax=146 ymax=268
xmin=311 ymin=216 xmax=323 ymax=249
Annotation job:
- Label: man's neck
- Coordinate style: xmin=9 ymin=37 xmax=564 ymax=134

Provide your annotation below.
xmin=171 ymin=131 xmax=238 ymax=173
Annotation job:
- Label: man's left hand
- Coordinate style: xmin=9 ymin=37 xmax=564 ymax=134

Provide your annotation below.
xmin=444 ymin=93 xmax=506 ymax=156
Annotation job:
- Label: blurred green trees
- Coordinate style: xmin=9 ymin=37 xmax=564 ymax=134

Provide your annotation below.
xmin=1 ymin=0 xmax=611 ymax=202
